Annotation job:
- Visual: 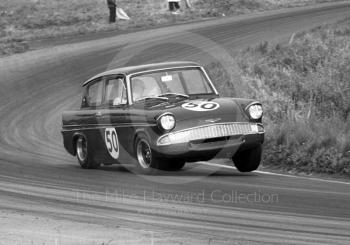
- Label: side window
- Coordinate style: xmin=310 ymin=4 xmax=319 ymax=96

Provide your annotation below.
xmin=86 ymin=79 xmax=103 ymax=107
xmin=105 ymin=77 xmax=127 ymax=106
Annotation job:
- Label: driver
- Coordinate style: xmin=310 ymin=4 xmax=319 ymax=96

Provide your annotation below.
xmin=132 ymin=79 xmax=145 ymax=101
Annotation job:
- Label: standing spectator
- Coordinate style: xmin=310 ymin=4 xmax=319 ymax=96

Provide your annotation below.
xmin=184 ymin=0 xmax=192 ymax=9
xmin=168 ymin=0 xmax=181 ymax=14
xmin=107 ymin=0 xmax=117 ymax=23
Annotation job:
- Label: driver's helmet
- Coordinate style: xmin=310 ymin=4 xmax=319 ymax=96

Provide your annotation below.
xmin=132 ymin=79 xmax=145 ymax=101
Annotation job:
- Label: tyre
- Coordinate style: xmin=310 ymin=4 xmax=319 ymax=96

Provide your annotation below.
xmin=134 ymin=135 xmax=161 ymax=174
xmin=76 ymin=136 xmax=100 ymax=169
xmin=232 ymin=145 xmax=262 ymax=172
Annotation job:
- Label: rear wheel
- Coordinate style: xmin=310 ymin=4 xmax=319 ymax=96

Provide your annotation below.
xmin=76 ymin=136 xmax=100 ymax=169
xmin=232 ymin=145 xmax=262 ymax=172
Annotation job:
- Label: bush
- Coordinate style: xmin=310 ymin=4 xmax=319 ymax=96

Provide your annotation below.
xmin=233 ymin=18 xmax=350 ymax=175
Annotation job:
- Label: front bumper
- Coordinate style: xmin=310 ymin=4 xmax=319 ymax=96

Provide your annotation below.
xmin=154 ymin=122 xmax=264 ymax=160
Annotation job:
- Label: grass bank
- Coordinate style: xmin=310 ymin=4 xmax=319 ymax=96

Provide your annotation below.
xmin=0 ymin=0 xmax=341 ymax=56
xmin=209 ymin=17 xmax=350 ymax=175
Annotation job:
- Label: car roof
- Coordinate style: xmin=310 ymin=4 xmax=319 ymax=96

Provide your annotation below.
xmin=83 ymin=61 xmax=201 ymax=86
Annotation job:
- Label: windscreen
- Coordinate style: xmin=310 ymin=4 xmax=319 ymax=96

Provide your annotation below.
xmin=130 ymin=68 xmax=214 ymax=101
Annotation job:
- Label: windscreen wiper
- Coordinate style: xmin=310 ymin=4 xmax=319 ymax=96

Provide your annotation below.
xmin=159 ymin=93 xmax=189 ymax=99
xmin=136 ymin=96 xmax=169 ymax=102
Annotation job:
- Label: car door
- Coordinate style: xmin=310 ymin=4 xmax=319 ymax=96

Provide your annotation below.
xmin=96 ymin=75 xmax=133 ymax=164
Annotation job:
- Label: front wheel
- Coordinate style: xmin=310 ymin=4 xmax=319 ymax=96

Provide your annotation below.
xmin=232 ymin=145 xmax=262 ymax=172
xmin=134 ymin=135 xmax=161 ymax=174
xmin=76 ymin=136 xmax=100 ymax=169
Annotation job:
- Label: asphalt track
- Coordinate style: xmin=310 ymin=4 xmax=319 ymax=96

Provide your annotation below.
xmin=1 ymin=2 xmax=350 ymax=245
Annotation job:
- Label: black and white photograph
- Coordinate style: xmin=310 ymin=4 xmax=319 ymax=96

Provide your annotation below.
xmin=0 ymin=0 xmax=349 ymax=244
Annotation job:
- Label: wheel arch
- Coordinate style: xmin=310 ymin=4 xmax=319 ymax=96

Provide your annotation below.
xmin=133 ymin=128 xmax=154 ymax=151
xmin=72 ymin=132 xmax=87 ymax=156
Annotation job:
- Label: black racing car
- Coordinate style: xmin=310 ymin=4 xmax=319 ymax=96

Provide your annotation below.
xmin=61 ymin=61 xmax=264 ymax=174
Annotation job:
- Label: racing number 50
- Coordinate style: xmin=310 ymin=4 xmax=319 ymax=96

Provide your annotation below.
xmin=182 ymin=101 xmax=220 ymax=112
xmin=105 ymin=128 xmax=119 ymax=159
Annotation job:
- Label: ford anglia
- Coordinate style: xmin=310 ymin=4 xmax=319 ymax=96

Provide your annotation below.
xmin=61 ymin=61 xmax=264 ymax=174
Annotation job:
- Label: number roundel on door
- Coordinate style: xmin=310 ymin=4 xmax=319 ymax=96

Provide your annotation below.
xmin=105 ymin=128 xmax=119 ymax=159
xmin=182 ymin=101 xmax=220 ymax=112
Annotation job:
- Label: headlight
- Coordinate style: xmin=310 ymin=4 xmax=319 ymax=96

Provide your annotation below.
xmin=248 ymin=104 xmax=263 ymax=120
xmin=157 ymin=113 xmax=176 ymax=131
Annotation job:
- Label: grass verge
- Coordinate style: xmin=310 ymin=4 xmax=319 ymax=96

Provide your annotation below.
xmin=0 ymin=0 xmax=342 ymax=56
xmin=209 ymin=17 xmax=350 ymax=175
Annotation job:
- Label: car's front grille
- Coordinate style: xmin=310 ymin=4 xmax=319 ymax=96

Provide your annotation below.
xmin=157 ymin=122 xmax=262 ymax=145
